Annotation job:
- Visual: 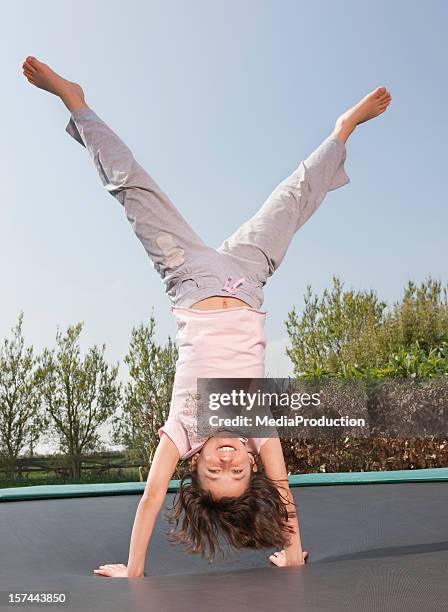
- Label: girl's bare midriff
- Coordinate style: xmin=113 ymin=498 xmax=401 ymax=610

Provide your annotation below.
xmin=191 ymin=296 xmax=251 ymax=311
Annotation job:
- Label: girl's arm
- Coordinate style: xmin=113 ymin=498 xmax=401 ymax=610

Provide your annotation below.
xmin=259 ymin=437 xmax=306 ymax=567
xmin=127 ymin=434 xmax=180 ymax=576
xmin=94 ymin=433 xmax=179 ymax=578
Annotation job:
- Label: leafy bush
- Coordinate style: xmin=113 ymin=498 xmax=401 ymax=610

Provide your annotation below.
xmin=286 ymin=276 xmax=448 ymax=379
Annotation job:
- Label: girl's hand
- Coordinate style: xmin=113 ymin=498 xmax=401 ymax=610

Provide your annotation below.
xmin=93 ymin=563 xmax=135 ymax=578
xmin=269 ymin=550 xmax=309 ymax=567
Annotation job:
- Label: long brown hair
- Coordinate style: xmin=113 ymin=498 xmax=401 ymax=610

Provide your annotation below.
xmin=165 ymin=460 xmax=295 ymax=560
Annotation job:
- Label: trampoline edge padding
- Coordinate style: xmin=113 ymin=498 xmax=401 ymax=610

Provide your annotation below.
xmin=1 ymin=467 xmax=447 ymax=502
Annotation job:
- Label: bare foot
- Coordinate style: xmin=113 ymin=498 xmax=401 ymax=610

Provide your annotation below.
xmin=332 ymin=86 xmax=392 ymax=143
xmin=22 ymin=56 xmax=88 ymax=113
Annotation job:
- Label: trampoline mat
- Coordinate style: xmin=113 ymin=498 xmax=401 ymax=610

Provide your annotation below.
xmin=1 ymin=482 xmax=447 ymax=611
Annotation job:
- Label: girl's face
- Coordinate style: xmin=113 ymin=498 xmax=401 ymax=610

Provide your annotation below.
xmin=191 ymin=437 xmax=257 ymax=499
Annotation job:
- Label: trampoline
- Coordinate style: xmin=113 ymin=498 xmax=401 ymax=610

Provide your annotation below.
xmin=1 ymin=469 xmax=447 ymax=612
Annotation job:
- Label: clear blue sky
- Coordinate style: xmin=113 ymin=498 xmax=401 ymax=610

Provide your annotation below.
xmin=3 ymin=0 xmax=447 ymax=379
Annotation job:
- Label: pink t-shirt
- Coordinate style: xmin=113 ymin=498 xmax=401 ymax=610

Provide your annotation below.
xmin=159 ymin=306 xmax=269 ymax=459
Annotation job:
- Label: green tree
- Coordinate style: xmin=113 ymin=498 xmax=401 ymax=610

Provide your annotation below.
xmin=381 ymin=278 xmax=448 ymax=354
xmin=286 ymin=276 xmax=386 ymax=376
xmin=113 ymin=312 xmax=178 ymax=465
xmin=0 ymin=312 xmax=43 ymax=479
xmin=286 ymin=276 xmax=448 ymax=378
xmin=38 ymin=322 xmax=121 ymax=479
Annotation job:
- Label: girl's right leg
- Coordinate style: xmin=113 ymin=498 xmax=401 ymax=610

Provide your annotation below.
xmin=217 ymin=86 xmax=392 ymax=289
xmin=216 ymin=134 xmax=351 ymax=287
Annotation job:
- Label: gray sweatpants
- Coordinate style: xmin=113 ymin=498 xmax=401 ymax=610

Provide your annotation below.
xmin=66 ymin=108 xmax=350 ymax=309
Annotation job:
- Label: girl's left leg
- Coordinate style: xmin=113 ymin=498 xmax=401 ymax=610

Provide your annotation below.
xmin=217 ymin=134 xmax=350 ymax=287
xmin=64 ymin=107 xmax=213 ymax=304
xmin=21 ymin=56 xmax=213 ymax=306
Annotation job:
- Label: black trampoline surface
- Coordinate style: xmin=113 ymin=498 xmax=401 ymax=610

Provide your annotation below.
xmin=1 ymin=482 xmax=447 ymax=612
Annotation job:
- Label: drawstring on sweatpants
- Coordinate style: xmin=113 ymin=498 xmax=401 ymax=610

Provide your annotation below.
xmin=222 ymin=276 xmax=245 ymax=295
